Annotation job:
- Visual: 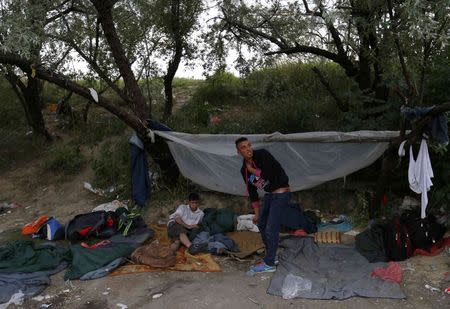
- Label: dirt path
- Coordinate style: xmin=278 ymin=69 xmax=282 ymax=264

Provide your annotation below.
xmin=1 ymin=162 xmax=449 ymax=309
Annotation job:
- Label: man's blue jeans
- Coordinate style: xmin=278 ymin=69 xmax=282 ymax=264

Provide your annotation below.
xmin=258 ymin=192 xmax=291 ymax=266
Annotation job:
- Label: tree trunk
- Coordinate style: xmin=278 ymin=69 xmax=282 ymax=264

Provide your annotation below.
xmin=369 ymin=146 xmax=397 ymax=219
xmin=91 ymin=0 xmax=180 ymax=182
xmin=92 ymin=0 xmax=147 ymax=120
xmin=5 ymin=70 xmax=52 ymax=141
xmin=23 ymin=75 xmax=53 ymax=140
xmin=163 ymin=0 xmax=183 ymax=120
xmin=356 ymin=27 xmax=372 ymax=92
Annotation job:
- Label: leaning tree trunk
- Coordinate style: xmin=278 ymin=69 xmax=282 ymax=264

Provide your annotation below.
xmin=92 ymin=0 xmax=179 ymax=182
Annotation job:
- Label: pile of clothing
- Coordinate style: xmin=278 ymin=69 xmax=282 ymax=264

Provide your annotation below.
xmin=355 ymin=208 xmax=447 ymax=262
xmin=0 ymin=207 xmax=154 ymax=306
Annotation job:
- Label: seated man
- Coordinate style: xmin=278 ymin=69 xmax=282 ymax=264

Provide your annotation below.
xmin=167 ymin=192 xmax=206 ymax=254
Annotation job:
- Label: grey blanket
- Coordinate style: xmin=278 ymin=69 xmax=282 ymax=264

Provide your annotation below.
xmin=267 ymin=237 xmax=406 ymax=300
xmin=0 ymin=262 xmax=68 ymax=304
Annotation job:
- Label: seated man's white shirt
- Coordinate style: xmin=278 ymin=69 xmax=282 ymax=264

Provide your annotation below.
xmin=168 ymin=204 xmax=204 ymax=226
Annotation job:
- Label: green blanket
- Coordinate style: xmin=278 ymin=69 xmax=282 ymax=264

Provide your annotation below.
xmin=64 ymin=243 xmax=134 ymax=280
xmin=0 ymin=241 xmax=71 ymax=273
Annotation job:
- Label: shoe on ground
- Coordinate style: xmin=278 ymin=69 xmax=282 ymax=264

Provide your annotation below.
xmin=250 ymin=261 xmax=276 ymax=273
xmin=257 ymin=255 xmax=279 ymax=266
xmin=188 ymin=243 xmax=208 ymax=255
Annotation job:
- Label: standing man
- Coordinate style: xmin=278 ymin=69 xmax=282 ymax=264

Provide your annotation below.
xmin=235 ymin=137 xmax=291 ymax=273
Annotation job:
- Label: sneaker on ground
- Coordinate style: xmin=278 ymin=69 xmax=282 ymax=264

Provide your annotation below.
xmin=250 ymin=261 xmax=276 ymax=273
xmin=256 ymin=256 xmax=279 ymax=266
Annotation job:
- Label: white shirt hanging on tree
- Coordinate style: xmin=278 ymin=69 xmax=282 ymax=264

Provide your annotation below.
xmin=399 ymin=139 xmax=434 ymax=219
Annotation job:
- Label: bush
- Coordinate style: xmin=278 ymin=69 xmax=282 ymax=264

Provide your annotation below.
xmin=71 ymin=115 xmax=127 ymax=147
xmin=44 ymin=144 xmax=85 ymax=174
xmin=191 ymin=70 xmax=244 ymax=106
xmin=0 ymin=79 xmax=47 ymax=170
xmin=91 ymin=139 xmax=131 ymax=198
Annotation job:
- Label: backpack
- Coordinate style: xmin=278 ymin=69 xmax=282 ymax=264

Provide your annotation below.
xmin=401 ymin=211 xmax=446 ymax=250
xmin=384 ymin=216 xmax=414 ymax=261
xmin=65 ymin=211 xmax=117 ymax=241
xmin=36 ymin=218 xmax=65 ymax=240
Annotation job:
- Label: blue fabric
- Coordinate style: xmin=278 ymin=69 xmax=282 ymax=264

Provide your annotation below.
xmin=317 ymin=222 xmax=353 ymax=232
xmin=401 ymin=106 xmax=449 ymax=144
xmin=147 ymin=119 xmax=172 ymax=131
xmin=44 ymin=218 xmax=64 ymax=240
xmin=259 ymin=192 xmax=291 ymax=266
xmin=192 ymin=231 xmax=239 ymax=254
xmin=130 ymin=143 xmax=151 ymax=207
xmin=317 ymin=215 xmax=353 ymax=232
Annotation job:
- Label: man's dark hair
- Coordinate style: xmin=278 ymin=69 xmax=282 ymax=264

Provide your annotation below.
xmin=235 ymin=137 xmax=248 ymax=148
xmin=188 ymin=192 xmax=200 ymax=201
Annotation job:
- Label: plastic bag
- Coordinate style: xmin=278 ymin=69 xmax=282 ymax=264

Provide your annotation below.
xmin=281 ymin=274 xmax=312 ymax=299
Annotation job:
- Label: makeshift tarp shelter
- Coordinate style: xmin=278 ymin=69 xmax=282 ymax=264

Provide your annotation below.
xmin=153 ymin=130 xmax=401 ymax=195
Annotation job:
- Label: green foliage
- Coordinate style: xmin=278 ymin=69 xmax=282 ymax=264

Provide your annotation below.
xmin=172 ymin=78 xmax=203 ymax=88
xmin=91 ymin=139 xmax=131 ymax=198
xmin=424 ymin=47 xmax=450 ymax=104
xmin=71 ymin=115 xmax=127 ymax=147
xmin=351 ymin=190 xmax=370 ymax=227
xmin=245 ymin=62 xmax=347 ymax=128
xmin=44 ymin=144 xmax=85 ymax=174
xmin=0 ymin=78 xmax=47 ymax=170
xmin=191 ymin=70 xmax=244 ymax=106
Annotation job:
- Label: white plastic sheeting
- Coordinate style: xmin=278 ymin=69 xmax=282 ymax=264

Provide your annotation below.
xmin=154 ymin=131 xmax=399 ymax=196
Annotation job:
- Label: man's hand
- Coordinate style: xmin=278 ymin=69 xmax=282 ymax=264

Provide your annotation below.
xmin=252 ymin=214 xmax=259 ymax=225
xmin=253 ymin=206 xmax=260 ymax=225
xmin=187 ymin=224 xmax=199 ymax=229
xmin=246 ymin=162 xmax=257 ymax=175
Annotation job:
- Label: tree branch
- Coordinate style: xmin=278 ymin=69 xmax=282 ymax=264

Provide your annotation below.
xmin=312 ymin=66 xmax=349 ymax=112
xmin=266 ymin=43 xmax=358 ymax=76
xmin=48 ymin=33 xmax=131 ymax=104
xmin=0 ymin=51 xmax=148 ymax=138
xmin=45 ymin=4 xmax=86 ymax=25
xmin=50 ymin=47 xmax=72 ymax=70
xmin=302 ymin=0 xmax=321 ymax=17
xmin=386 ymin=0 xmax=415 ymax=99
xmin=223 ymin=13 xmax=288 ymax=49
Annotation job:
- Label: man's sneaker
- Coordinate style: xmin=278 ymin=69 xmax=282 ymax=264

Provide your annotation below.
xmin=250 ymin=261 xmax=276 ymax=273
xmin=188 ymin=243 xmax=208 ymax=255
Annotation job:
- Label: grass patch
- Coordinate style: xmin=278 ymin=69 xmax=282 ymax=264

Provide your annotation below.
xmin=173 ymin=78 xmax=204 ymax=88
xmin=91 ymin=139 xmax=131 ymax=198
xmin=44 ymin=144 xmax=86 ymax=174
xmin=70 ymin=113 xmax=128 ymax=147
xmin=0 ymin=78 xmax=48 ymax=170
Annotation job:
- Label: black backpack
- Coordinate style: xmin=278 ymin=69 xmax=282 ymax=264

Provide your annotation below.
xmin=384 ymin=216 xmax=414 ymax=261
xmin=402 ymin=211 xmax=446 ymax=250
xmin=65 ymin=211 xmax=118 ymax=241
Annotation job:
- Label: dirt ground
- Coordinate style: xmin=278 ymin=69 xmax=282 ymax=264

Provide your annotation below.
xmin=1 ymin=162 xmax=449 ymax=309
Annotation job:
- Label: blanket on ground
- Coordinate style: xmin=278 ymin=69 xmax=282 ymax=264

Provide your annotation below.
xmin=267 ymin=237 xmax=406 ymax=300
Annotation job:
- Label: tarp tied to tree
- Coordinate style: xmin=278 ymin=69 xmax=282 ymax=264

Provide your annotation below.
xmin=0 ymin=0 xmax=449 ymax=214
